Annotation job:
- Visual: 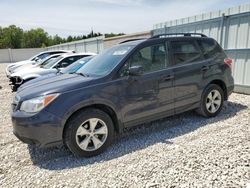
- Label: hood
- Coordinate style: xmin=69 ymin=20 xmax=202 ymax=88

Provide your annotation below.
xmin=17 ymin=74 xmax=96 ymax=100
xmin=8 ymin=60 xmax=36 ymax=74
xmin=19 ymin=74 xmax=57 ymax=90
xmin=12 ymin=63 xmax=37 ymax=74
xmin=11 ymin=67 xmax=56 ymax=78
xmin=8 ymin=60 xmax=34 ymax=68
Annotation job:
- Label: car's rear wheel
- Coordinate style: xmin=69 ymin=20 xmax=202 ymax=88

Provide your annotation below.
xmin=196 ymin=84 xmax=224 ymax=117
xmin=64 ymin=108 xmax=114 ymax=157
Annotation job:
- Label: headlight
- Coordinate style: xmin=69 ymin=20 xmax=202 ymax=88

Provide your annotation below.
xmin=20 ymin=93 xmax=60 ymax=113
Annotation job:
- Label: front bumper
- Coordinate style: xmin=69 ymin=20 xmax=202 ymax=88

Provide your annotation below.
xmin=5 ymin=67 xmax=11 ymax=78
xmin=12 ymin=110 xmax=64 ymax=147
xmin=9 ymin=76 xmax=24 ymax=91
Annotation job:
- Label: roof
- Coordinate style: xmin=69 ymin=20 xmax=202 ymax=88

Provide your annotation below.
xmin=118 ymin=33 xmax=211 ymax=46
xmin=118 ymin=39 xmax=146 ymax=46
xmin=60 ymin=52 xmax=96 ymax=58
xmin=39 ymin=50 xmax=74 ymax=54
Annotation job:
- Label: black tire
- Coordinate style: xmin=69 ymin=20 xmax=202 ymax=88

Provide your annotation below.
xmin=64 ymin=108 xmax=114 ymax=157
xmin=196 ymin=84 xmax=224 ymax=117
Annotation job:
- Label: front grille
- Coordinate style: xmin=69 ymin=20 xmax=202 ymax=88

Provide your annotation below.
xmin=10 ymin=77 xmax=23 ymax=85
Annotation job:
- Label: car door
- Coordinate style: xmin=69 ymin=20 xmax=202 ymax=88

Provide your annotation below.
xmin=169 ymin=39 xmax=207 ymax=113
xmin=117 ymin=42 xmax=174 ymax=127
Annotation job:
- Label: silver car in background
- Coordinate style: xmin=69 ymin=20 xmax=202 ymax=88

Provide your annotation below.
xmin=9 ymin=52 xmax=96 ymax=91
xmin=5 ymin=50 xmax=74 ymax=77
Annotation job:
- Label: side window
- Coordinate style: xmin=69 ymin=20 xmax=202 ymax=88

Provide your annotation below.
xmin=171 ymin=40 xmax=202 ymax=65
xmin=120 ymin=43 xmax=168 ymax=76
xmin=57 ymin=56 xmax=81 ymax=68
xmin=197 ymin=39 xmax=224 ymax=59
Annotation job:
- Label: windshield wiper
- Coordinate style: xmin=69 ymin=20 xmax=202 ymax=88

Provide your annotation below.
xmin=73 ymin=72 xmax=89 ymax=77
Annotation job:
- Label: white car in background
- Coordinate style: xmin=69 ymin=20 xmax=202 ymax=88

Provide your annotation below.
xmin=11 ymin=54 xmax=62 ymax=74
xmin=9 ymin=52 xmax=96 ymax=91
xmin=5 ymin=50 xmax=74 ymax=77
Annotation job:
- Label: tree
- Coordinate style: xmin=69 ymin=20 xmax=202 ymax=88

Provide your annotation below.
xmin=105 ymin=33 xmax=125 ymax=38
xmin=0 ymin=25 xmax=23 ymax=48
xmin=48 ymin=34 xmax=64 ymax=46
xmin=67 ymin=36 xmax=73 ymax=42
xmin=0 ymin=25 xmax=126 ymax=49
xmin=22 ymin=28 xmax=49 ymax=48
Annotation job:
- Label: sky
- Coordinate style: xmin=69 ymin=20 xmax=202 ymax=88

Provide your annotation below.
xmin=0 ymin=0 xmax=249 ymax=37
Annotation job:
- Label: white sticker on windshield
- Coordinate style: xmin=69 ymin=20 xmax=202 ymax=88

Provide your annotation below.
xmin=79 ymin=61 xmax=86 ymax=64
xmin=113 ymin=50 xmax=129 ymax=56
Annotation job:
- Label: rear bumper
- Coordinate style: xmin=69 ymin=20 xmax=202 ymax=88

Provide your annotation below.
xmin=12 ymin=110 xmax=64 ymax=147
xmin=226 ymin=76 xmax=234 ymax=100
xmin=227 ymin=85 xmax=234 ymax=97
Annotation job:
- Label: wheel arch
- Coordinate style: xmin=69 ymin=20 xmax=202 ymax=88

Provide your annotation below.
xmin=62 ymin=103 xmax=122 ymax=142
xmin=208 ymin=79 xmax=228 ymax=100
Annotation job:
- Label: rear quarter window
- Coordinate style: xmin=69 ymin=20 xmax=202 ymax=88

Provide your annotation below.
xmin=170 ymin=40 xmax=203 ymax=65
xmin=197 ymin=39 xmax=225 ymax=59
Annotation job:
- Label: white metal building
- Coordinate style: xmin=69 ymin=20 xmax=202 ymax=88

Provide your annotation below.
xmin=153 ymin=4 xmax=250 ymax=94
xmin=45 ymin=4 xmax=250 ymax=94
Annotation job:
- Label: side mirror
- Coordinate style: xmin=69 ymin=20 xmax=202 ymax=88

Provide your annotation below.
xmin=128 ymin=66 xmax=143 ymax=76
xmin=34 ymin=57 xmax=39 ymax=62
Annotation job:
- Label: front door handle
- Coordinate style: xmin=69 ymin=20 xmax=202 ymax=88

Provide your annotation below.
xmin=161 ymin=75 xmax=174 ymax=81
xmin=201 ymin=65 xmax=209 ymax=72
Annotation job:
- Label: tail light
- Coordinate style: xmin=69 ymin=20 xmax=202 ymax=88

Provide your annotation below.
xmin=224 ymin=58 xmax=233 ymax=68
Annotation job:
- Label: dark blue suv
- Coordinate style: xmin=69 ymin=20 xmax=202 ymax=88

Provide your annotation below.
xmin=11 ymin=33 xmax=234 ymax=157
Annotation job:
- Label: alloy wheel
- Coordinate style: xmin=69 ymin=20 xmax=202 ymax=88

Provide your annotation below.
xmin=206 ymin=89 xmax=222 ymax=113
xmin=75 ymin=118 xmax=108 ymax=151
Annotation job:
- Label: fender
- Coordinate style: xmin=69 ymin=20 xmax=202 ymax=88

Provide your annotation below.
xmin=60 ymin=97 xmax=123 ymax=132
xmin=203 ymin=73 xmax=227 ymax=88
xmin=22 ymin=74 xmax=41 ymax=80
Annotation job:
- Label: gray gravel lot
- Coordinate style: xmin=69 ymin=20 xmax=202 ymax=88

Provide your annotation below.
xmin=0 ymin=63 xmax=249 ymax=187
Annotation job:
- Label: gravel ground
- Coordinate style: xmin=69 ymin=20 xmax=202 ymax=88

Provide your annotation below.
xmin=0 ymin=63 xmax=249 ymax=188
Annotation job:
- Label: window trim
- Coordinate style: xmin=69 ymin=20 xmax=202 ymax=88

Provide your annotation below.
xmin=117 ymin=41 xmax=170 ymax=77
xmin=197 ymin=38 xmax=224 ymax=60
xmin=168 ymin=39 xmax=204 ymax=67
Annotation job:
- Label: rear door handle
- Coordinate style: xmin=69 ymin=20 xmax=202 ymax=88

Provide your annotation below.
xmin=201 ymin=66 xmax=209 ymax=72
xmin=161 ymin=75 xmax=174 ymax=81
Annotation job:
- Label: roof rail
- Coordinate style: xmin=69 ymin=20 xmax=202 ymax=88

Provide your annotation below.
xmin=119 ymin=38 xmax=146 ymax=44
xmin=150 ymin=33 xmax=207 ymax=39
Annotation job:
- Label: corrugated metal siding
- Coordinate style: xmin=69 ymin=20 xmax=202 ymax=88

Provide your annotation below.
xmin=226 ymin=50 xmax=250 ymax=86
xmin=153 ymin=4 xmax=250 ymax=94
xmin=46 ymin=36 xmax=104 ymax=54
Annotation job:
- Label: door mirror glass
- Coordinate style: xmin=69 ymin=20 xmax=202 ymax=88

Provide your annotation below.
xmin=128 ymin=66 xmax=143 ymax=76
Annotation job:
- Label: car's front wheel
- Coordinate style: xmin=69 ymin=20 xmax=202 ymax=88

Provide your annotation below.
xmin=197 ymin=84 xmax=224 ymax=117
xmin=64 ymin=108 xmax=114 ymax=157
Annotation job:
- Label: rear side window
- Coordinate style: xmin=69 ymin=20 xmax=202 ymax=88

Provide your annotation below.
xmin=197 ymin=39 xmax=224 ymax=59
xmin=170 ymin=40 xmax=202 ymax=65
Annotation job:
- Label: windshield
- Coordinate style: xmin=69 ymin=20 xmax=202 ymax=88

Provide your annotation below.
xmin=41 ymin=56 xmax=63 ymax=69
xmin=77 ymin=45 xmax=133 ymax=77
xmin=30 ymin=53 xmax=50 ymax=61
xmin=61 ymin=56 xmax=94 ymax=74
xmin=38 ymin=56 xmax=58 ymax=66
